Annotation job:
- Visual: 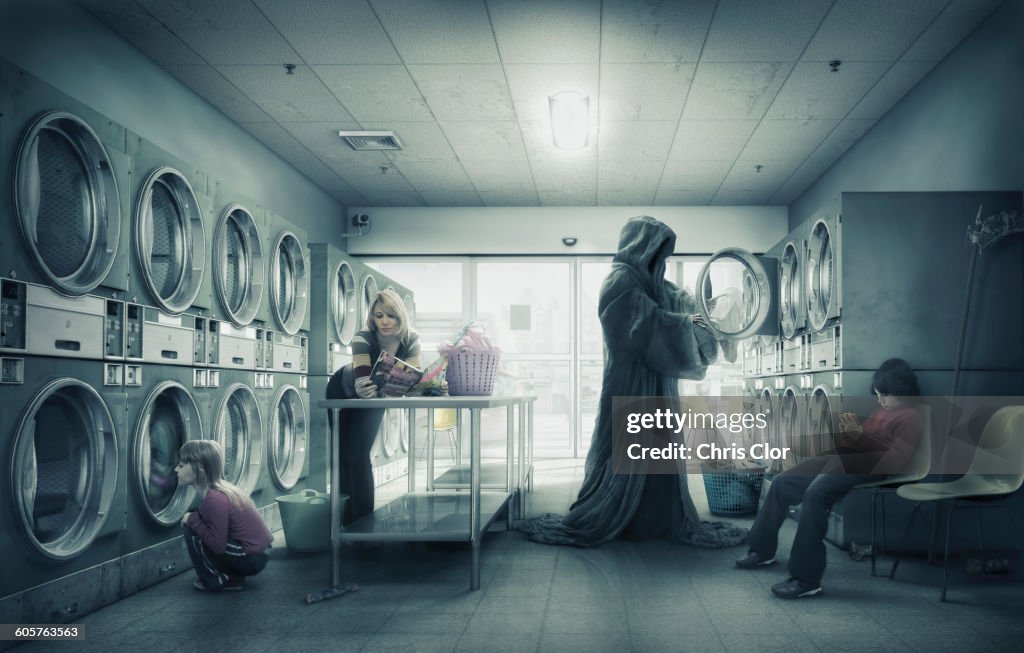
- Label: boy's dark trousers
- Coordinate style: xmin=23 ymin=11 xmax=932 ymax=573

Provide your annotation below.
xmin=184 ymin=525 xmax=269 ymax=590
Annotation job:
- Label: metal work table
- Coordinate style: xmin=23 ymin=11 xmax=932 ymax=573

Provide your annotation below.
xmin=315 ymin=395 xmax=535 ymax=599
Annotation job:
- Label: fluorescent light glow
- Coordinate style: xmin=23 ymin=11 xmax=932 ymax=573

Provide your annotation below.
xmin=549 ymin=91 xmax=589 ymax=149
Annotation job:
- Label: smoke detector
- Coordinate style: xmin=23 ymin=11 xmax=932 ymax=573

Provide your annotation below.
xmin=338 ymin=130 xmax=403 ymax=151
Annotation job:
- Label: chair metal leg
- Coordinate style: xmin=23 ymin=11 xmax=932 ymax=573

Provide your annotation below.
xmin=975 ymin=504 xmax=986 ymax=572
xmin=890 ymin=500 xmax=923 ymax=580
xmin=941 ymin=502 xmax=958 ymax=602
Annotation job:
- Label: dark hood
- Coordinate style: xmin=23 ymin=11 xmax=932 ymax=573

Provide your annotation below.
xmin=613 ymin=216 xmax=676 ymax=282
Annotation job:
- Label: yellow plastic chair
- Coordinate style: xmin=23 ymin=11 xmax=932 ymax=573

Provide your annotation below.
xmin=853 ymin=404 xmax=933 ymax=575
xmin=888 ymin=405 xmax=1024 ymax=601
xmin=430 ymin=408 xmax=459 ymax=462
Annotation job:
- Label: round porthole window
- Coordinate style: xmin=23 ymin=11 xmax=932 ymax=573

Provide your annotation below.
xmin=214 ymin=204 xmax=265 ymax=327
xmin=213 ymin=383 xmax=263 ymax=495
xmin=14 ymin=111 xmax=121 ymax=295
xmin=333 ymin=261 xmax=357 ymax=346
xmin=268 ymin=384 xmax=307 ymax=491
xmin=11 ymin=379 xmax=119 ymax=560
xmin=134 ymin=166 xmax=206 ymax=315
xmin=361 ymin=274 xmax=379 ymax=326
xmin=270 ymin=231 xmax=308 ymax=335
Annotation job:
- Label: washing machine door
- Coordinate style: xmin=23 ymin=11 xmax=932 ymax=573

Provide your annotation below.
xmin=807 ymin=385 xmax=839 ymax=456
xmin=756 ymin=388 xmax=781 ymax=474
xmin=213 ymin=383 xmax=264 ymax=495
xmin=333 ymin=261 xmax=357 ymax=346
xmin=133 ymin=380 xmax=202 ymax=525
xmin=269 ymin=231 xmax=309 ymax=336
xmin=134 ymin=166 xmax=207 ymax=315
xmin=214 ymin=205 xmax=265 ymax=327
xmin=695 ymin=248 xmax=777 ymax=341
xmin=360 ymin=274 xmax=379 ymax=324
xmin=14 ymin=111 xmax=121 ymax=296
xmin=805 ymin=219 xmax=836 ymax=332
xmin=268 ymin=384 xmax=308 ymax=491
xmin=779 ymin=386 xmax=804 ymax=461
xmin=11 ymin=379 xmax=119 ymax=559
xmin=402 ymin=294 xmax=415 ymax=329
xmin=380 ymin=409 xmax=402 ymax=459
xmin=779 ymin=240 xmax=804 ymax=339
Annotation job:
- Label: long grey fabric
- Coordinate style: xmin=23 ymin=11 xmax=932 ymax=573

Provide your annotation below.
xmin=520 ymin=216 xmax=747 ymax=548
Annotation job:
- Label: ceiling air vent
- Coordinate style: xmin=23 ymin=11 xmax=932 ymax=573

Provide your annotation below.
xmin=338 ymin=130 xmax=403 ymax=151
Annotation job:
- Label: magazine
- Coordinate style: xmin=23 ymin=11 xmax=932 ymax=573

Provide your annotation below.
xmin=369 ymin=351 xmax=424 ymax=397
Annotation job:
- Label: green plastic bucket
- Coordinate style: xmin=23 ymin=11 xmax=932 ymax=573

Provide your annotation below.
xmin=276 ymin=489 xmax=346 ymax=553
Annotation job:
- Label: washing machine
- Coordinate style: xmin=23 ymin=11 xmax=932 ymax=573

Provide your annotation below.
xmin=0 ymin=60 xmax=130 ymax=298
xmin=0 ymin=356 xmax=126 ymax=600
xmin=266 ymin=213 xmax=310 ymax=337
xmin=263 ymin=372 xmax=310 ymax=497
xmin=207 ymin=368 xmax=266 ymax=504
xmin=804 ymin=214 xmax=840 ymax=334
xmin=694 ymin=247 xmax=780 ymax=346
xmin=209 ymin=196 xmax=266 ymax=329
xmin=126 ymin=132 xmax=212 ymax=316
xmin=775 ymin=374 xmax=812 ymax=467
xmin=308 ymin=243 xmax=360 ymax=377
xmin=121 ymin=362 xmax=204 ymax=585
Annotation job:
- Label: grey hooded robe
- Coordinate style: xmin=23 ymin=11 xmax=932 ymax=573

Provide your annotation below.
xmin=521 ymin=216 xmax=747 ymax=547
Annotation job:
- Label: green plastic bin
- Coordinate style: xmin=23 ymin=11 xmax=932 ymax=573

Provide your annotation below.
xmin=276 ymin=490 xmax=346 ymax=553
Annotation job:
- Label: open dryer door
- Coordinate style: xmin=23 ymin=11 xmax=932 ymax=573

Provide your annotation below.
xmin=694 ymin=247 xmax=778 ymax=341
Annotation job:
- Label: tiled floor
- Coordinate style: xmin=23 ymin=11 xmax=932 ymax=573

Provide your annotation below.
xmin=16 ymin=459 xmax=1023 ymax=653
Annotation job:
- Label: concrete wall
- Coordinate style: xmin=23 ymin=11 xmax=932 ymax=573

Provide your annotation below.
xmin=0 ymin=0 xmax=344 ymax=246
xmin=790 ymin=0 xmax=1024 ymax=227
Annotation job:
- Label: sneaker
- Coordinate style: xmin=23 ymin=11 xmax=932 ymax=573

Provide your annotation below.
xmin=770 ymin=577 xmax=822 ymax=599
xmin=193 ymin=578 xmax=244 ymax=592
xmin=735 ymin=551 xmax=776 ymax=569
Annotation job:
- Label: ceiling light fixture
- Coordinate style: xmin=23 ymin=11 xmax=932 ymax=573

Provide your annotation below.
xmin=549 ymin=91 xmax=589 ymax=150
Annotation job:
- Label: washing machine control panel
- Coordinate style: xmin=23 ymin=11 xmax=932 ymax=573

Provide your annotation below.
xmin=1 ymin=278 xmax=27 ymax=351
xmin=126 ymin=303 xmax=144 ymax=360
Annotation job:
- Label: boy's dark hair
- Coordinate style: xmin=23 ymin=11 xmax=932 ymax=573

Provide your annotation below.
xmin=871 ymin=358 xmax=921 ymax=397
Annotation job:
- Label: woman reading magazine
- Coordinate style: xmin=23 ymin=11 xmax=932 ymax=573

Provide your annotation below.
xmin=326 ymin=289 xmax=420 ymax=525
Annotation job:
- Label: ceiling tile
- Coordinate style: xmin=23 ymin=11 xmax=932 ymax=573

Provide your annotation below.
xmin=460 ymin=159 xmax=534 ymax=192
xmin=519 ymin=120 xmax=598 ymax=162
xmin=478 ymin=190 xmax=540 ymax=206
xmin=330 ymin=191 xmax=368 ymax=206
xmin=769 ymin=119 xmax=876 ymax=202
xmin=598 ymin=121 xmax=677 ymax=160
xmin=901 ymin=0 xmax=1004 ymax=61
xmin=407 ymin=64 xmax=516 ymax=121
xmin=240 ymin=121 xmax=314 ymax=161
xmin=280 ymin=122 xmax=365 ymax=161
xmin=701 ymin=0 xmax=832 ymax=62
xmin=600 ymin=0 xmax=714 ymax=63
xmin=599 ymin=63 xmax=695 ymax=121
xmin=682 ymin=62 xmax=794 ymax=120
xmin=654 ymin=190 xmax=714 ymax=205
xmin=530 ymin=159 xmax=597 ymax=193
xmin=388 ymin=160 xmax=475 ymax=192
xmin=739 ymin=119 xmax=839 ymax=162
xmin=669 ymin=120 xmax=759 ymax=161
xmin=419 ymin=191 xmax=484 ymax=207
xmin=364 ymin=122 xmax=458 ymax=162
xmin=314 ymin=65 xmax=432 ymax=121
xmin=846 ymin=61 xmax=935 ymax=120
xmin=358 ymin=191 xmax=427 ymax=207
xmin=371 ymin=0 xmax=500 ymax=64
xmin=505 ymin=64 xmax=600 ymax=123
xmin=488 ymin=0 xmax=601 ymax=64
xmin=78 ymin=0 xmax=204 ymax=65
xmin=597 ymin=159 xmax=663 ymax=193
xmin=439 ymin=121 xmax=527 ymax=161
xmin=802 ymin=0 xmax=949 ymax=62
xmin=765 ymin=61 xmax=890 ymax=119
xmin=137 ymin=0 xmax=300 ymax=64
xmin=216 ymin=65 xmax=354 ymax=122
xmin=597 ymin=189 xmax=657 ymax=205
xmin=711 ymin=189 xmax=775 ymax=205
xmin=720 ymin=159 xmax=803 ymax=191
xmin=538 ymin=190 xmax=597 ymax=206
xmin=165 ymin=67 xmax=272 ymax=125
xmin=326 ymin=159 xmax=415 ymax=192
xmin=659 ymin=160 xmax=732 ymax=190
xmin=253 ymin=0 xmax=400 ymax=64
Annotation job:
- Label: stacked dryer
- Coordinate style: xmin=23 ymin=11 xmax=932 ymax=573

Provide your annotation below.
xmin=0 ymin=61 xmax=131 ymax=618
xmin=734 ymin=190 xmax=1024 ymax=551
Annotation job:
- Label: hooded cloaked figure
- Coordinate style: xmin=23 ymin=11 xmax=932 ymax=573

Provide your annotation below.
xmin=521 ymin=216 xmax=747 ymax=547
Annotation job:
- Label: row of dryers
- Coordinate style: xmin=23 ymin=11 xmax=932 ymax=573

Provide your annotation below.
xmin=306 ymin=243 xmax=416 ymax=492
xmin=0 ymin=58 xmax=310 ymax=337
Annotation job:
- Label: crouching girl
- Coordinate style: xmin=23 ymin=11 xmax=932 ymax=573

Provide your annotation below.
xmin=175 ymin=440 xmax=273 ymax=591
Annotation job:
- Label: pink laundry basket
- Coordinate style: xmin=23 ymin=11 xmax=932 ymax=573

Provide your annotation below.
xmin=446 ymin=350 xmax=501 ymax=396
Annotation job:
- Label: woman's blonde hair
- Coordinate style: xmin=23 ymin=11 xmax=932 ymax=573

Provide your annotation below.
xmin=365 ymin=288 xmax=410 ymax=340
xmin=178 ymin=439 xmax=253 ymax=510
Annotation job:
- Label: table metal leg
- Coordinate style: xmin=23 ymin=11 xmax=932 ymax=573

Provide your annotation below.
xmin=518 ymin=400 xmax=526 ymax=519
xmin=527 ymin=401 xmax=534 ymax=492
xmin=470 ymin=408 xmax=482 ymax=590
xmin=506 ymin=405 xmax=514 ymax=529
xmin=407 ymin=408 xmax=417 ymax=493
xmin=425 ymin=409 xmax=435 ymax=491
xmin=456 ymin=408 xmax=463 ymax=465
